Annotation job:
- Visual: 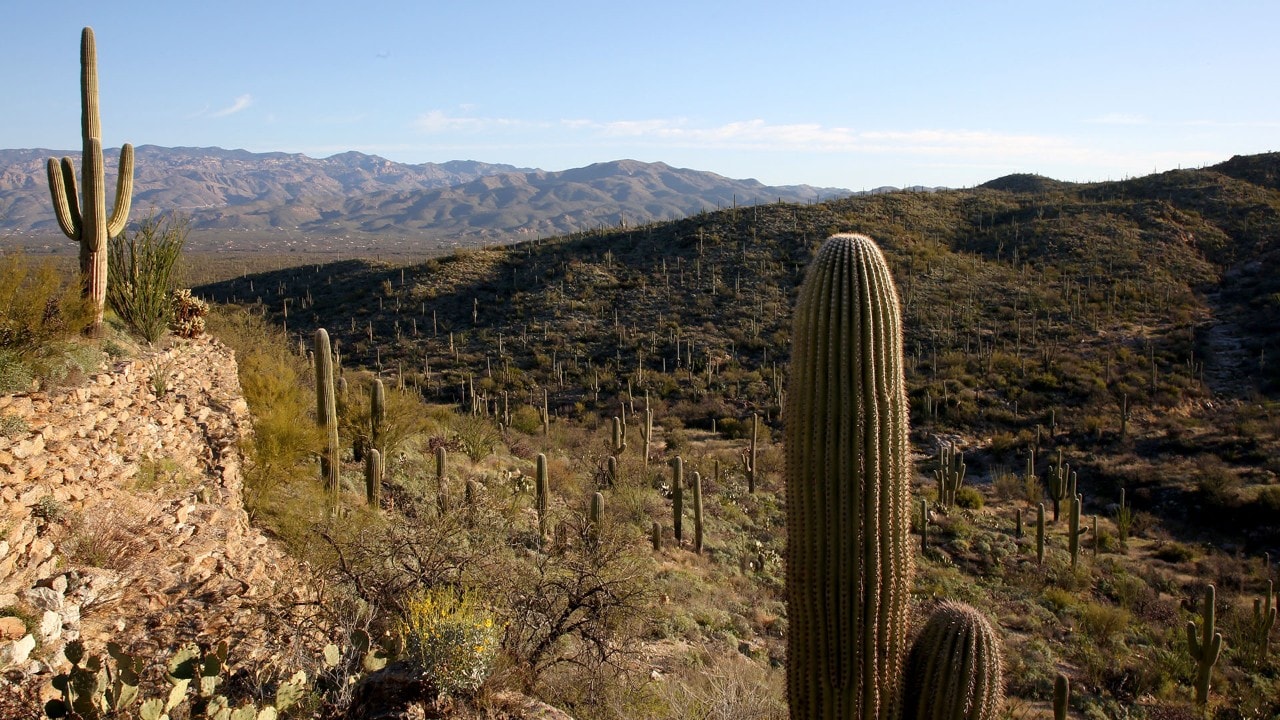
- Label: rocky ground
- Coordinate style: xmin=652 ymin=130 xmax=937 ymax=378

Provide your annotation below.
xmin=0 ymin=336 xmax=319 ymax=715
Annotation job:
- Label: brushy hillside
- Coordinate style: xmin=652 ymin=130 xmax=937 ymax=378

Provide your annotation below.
xmin=194 ymin=152 xmax=1280 ymax=718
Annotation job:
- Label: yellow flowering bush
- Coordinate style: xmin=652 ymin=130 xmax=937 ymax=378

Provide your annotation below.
xmin=397 ymin=587 xmax=501 ymax=696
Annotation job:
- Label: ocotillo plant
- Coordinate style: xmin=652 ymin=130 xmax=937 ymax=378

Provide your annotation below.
xmin=692 ymin=470 xmax=704 ymax=554
xmin=902 ymin=601 xmax=1004 ymax=720
xmin=1186 ymin=584 xmax=1223 ymax=706
xmin=671 ymin=456 xmax=684 ymax=544
xmin=785 ymin=234 xmax=912 ymax=720
xmin=46 ymin=27 xmax=135 ymax=336
xmin=536 ymin=453 xmax=550 ymax=539
xmin=314 ymin=329 xmax=340 ymax=499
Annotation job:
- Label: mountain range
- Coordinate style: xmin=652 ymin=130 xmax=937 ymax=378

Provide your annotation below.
xmin=0 ymin=146 xmax=851 ymax=248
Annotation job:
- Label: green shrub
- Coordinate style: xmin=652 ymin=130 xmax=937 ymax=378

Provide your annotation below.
xmin=954 ymin=485 xmax=984 ymax=509
xmin=107 ymin=212 xmax=188 ymax=342
xmin=397 ymin=587 xmax=501 ymax=697
xmin=0 ymin=252 xmax=92 ymax=373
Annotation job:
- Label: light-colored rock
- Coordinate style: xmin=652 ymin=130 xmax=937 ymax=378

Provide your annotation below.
xmin=22 ymin=586 xmax=62 ymax=612
xmin=39 ymin=610 xmax=61 ymax=643
xmin=0 ymin=634 xmax=36 ymax=667
xmin=0 ymin=616 xmax=26 ymax=640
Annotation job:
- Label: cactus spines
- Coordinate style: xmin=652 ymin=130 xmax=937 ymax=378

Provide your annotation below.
xmin=902 ymin=601 xmax=1004 ymax=720
xmin=692 ymin=470 xmax=704 ymax=554
xmin=46 ymin=27 xmax=135 ymax=336
xmin=536 ymin=453 xmax=550 ymax=538
xmin=1187 ymin=584 xmax=1223 ymax=706
xmin=785 ymin=234 xmax=912 ymax=720
xmin=612 ymin=416 xmax=627 ymax=455
xmin=1053 ymin=674 xmax=1069 ymax=720
xmin=1036 ymin=503 xmax=1046 ymax=565
xmin=671 ymin=456 xmax=684 ymax=544
xmin=315 ymin=329 xmax=340 ymax=499
xmin=365 ymin=448 xmax=382 ymax=509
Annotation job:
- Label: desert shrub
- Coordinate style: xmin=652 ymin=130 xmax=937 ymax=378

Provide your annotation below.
xmin=954 ymin=485 xmax=984 ymax=510
xmin=1152 ymin=541 xmax=1196 ymax=564
xmin=397 ymin=587 xmax=501 ymax=697
xmin=452 ymin=414 xmax=502 ymax=463
xmin=0 ymin=252 xmax=92 ymax=354
xmin=509 ymin=405 xmax=543 ymax=435
xmin=108 ymin=212 xmax=189 ymax=342
xmin=206 ymin=307 xmax=321 ymax=532
xmin=1077 ymin=601 xmax=1130 ymax=647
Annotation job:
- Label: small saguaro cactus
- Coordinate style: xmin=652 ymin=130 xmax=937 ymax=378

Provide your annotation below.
xmin=785 ymin=234 xmax=912 ymax=720
xmin=1053 ymin=674 xmax=1069 ymax=720
xmin=1036 ymin=503 xmax=1046 ymax=565
xmin=1250 ymin=580 xmax=1276 ymax=663
xmin=919 ymin=498 xmax=929 ymax=553
xmin=641 ymin=399 xmax=654 ymax=467
xmin=315 ymin=329 xmax=340 ymax=499
xmin=1068 ymin=493 xmax=1083 ymax=569
xmin=1046 ymin=451 xmax=1072 ymax=523
xmin=745 ymin=412 xmax=759 ymax=493
xmin=46 ymin=27 xmax=135 ymax=336
xmin=435 ymin=446 xmax=449 ymax=515
xmin=902 ymin=601 xmax=1005 ymax=720
xmin=671 ymin=456 xmax=684 ymax=544
xmin=535 ymin=453 xmax=550 ymax=539
xmin=650 ymin=521 xmax=661 ymax=552
xmin=1186 ymin=584 xmax=1223 ymax=706
xmin=589 ymin=491 xmax=604 ymax=546
xmin=692 ymin=470 xmax=704 ymax=554
xmin=934 ymin=442 xmax=966 ymax=510
xmin=371 ymin=378 xmax=386 ymax=460
xmin=605 ymin=455 xmax=618 ymax=487
xmin=365 ymin=449 xmax=382 ymax=509
xmin=612 ymin=416 xmax=627 ymax=455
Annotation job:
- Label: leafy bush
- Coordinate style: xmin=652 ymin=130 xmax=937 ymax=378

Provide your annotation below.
xmin=0 ymin=252 xmax=92 ymax=391
xmin=397 ymin=587 xmax=501 ymax=697
xmin=107 ymin=212 xmax=188 ymax=342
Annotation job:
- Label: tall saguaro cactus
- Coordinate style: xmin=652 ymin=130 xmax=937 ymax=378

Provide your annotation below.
xmin=786 ymin=234 xmax=912 ymax=720
xmin=1187 ymin=584 xmax=1223 ymax=706
xmin=46 ymin=27 xmax=135 ymax=336
xmin=314 ymin=329 xmax=340 ymax=500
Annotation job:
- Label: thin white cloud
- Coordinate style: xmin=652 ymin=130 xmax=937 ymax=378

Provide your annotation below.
xmin=414 ymin=110 xmax=530 ymax=133
xmin=211 ymin=94 xmax=253 ymax=118
xmin=1086 ymin=113 xmax=1149 ymax=125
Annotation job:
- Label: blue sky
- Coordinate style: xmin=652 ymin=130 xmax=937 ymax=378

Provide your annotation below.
xmin=3 ymin=1 xmax=1277 ymax=190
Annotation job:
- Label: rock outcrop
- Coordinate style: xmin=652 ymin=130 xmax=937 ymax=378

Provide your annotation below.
xmin=0 ymin=336 xmax=315 ymax=709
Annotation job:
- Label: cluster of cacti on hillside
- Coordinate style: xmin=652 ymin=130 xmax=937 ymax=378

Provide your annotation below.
xmin=46 ymin=27 xmax=135 ymax=336
xmin=785 ymin=233 xmax=1003 ymax=719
